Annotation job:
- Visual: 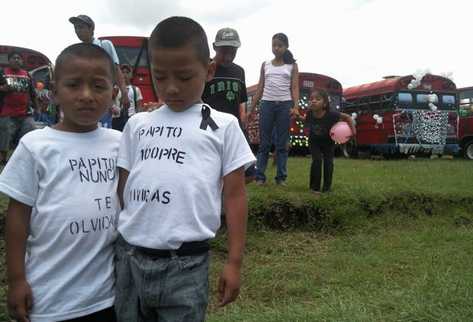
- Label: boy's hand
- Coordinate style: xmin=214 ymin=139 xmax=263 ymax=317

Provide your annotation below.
xmin=7 ymin=279 xmax=33 ymax=322
xmin=217 ymin=262 xmax=241 ymax=307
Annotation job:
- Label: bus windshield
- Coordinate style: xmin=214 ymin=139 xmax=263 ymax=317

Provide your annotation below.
xmin=114 ymin=46 xmax=148 ymax=68
xmin=396 ymin=92 xmax=456 ymax=110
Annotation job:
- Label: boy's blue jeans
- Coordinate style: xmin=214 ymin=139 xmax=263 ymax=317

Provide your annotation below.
xmin=115 ymin=235 xmax=209 ymax=322
xmin=255 ymin=100 xmax=292 ymax=183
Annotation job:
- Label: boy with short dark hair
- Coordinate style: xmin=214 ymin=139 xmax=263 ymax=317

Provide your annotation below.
xmin=111 ymin=64 xmax=143 ymax=131
xmin=115 ymin=16 xmax=255 ymax=322
xmin=203 ymin=27 xmax=256 ymax=182
xmin=1 ymin=43 xmax=120 ymax=322
xmin=202 ymin=27 xmax=247 ymax=126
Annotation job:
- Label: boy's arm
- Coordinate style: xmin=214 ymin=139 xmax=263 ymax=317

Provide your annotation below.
xmin=117 ymin=167 xmax=129 ymax=209
xmin=219 ymin=166 xmax=247 ymax=307
xmin=6 ymin=198 xmax=33 ymax=322
xmin=249 ymin=63 xmax=265 ymax=113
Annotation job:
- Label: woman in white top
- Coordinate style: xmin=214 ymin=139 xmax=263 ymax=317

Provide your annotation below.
xmin=249 ymin=33 xmax=300 ymax=185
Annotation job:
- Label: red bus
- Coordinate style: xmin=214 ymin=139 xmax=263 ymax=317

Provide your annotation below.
xmin=246 ymin=72 xmax=343 ymax=153
xmin=342 ymin=74 xmax=459 ymax=157
xmin=0 ymin=45 xmax=53 ymax=86
xmin=99 ymin=36 xmax=159 ymax=108
xmin=458 ymin=87 xmax=473 ymax=159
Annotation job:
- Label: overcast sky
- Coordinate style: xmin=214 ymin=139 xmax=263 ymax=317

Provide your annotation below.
xmin=2 ymin=0 xmax=471 ymax=88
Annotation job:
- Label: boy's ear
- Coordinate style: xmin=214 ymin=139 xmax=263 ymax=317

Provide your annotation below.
xmin=207 ymin=60 xmax=216 ymax=82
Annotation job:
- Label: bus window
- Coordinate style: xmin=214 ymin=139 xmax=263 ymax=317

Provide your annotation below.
xmin=330 ymin=95 xmax=341 ymax=110
xmin=0 ymin=53 xmax=8 ymax=65
xmin=30 ymin=66 xmax=52 ymax=88
xmin=459 ymin=98 xmax=473 ymax=117
xmin=397 ymin=92 xmax=412 ymax=105
xmin=441 ymin=95 xmax=456 ymax=109
xmin=115 ymin=46 xmax=148 ymax=68
xmin=416 ymin=93 xmax=438 ymax=107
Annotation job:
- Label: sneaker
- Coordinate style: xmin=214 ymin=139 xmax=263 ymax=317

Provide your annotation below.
xmin=255 ymin=180 xmax=265 ymax=186
xmin=276 ymin=180 xmax=287 ymax=186
xmin=311 ymin=190 xmax=321 ymax=197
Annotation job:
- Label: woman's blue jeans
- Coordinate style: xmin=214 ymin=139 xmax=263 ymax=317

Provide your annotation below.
xmin=255 ymin=100 xmax=292 ymax=183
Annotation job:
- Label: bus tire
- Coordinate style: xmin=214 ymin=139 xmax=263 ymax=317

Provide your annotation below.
xmin=464 ymin=140 xmax=473 ymax=160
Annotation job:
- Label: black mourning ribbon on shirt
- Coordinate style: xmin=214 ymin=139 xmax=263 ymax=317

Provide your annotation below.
xmin=200 ymin=104 xmax=219 ymax=131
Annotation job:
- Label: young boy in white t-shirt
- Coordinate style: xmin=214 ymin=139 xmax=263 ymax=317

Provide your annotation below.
xmin=115 ymin=16 xmax=256 ymax=322
xmin=0 ymin=43 xmax=121 ymax=322
xmin=111 ymin=64 xmax=143 ymax=131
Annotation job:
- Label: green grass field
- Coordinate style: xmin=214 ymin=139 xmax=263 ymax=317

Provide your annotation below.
xmin=1 ymin=158 xmax=472 ymax=321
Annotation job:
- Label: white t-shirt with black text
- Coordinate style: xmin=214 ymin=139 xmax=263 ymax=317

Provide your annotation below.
xmin=0 ymin=127 xmax=121 ymax=322
xmin=117 ymin=103 xmax=256 ymax=249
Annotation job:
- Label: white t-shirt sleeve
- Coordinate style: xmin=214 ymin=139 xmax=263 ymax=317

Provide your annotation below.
xmin=101 ymin=40 xmax=120 ymax=65
xmin=222 ymin=118 xmax=256 ymax=176
xmin=0 ymin=141 xmax=39 ymax=206
xmin=117 ymin=121 xmax=134 ymax=171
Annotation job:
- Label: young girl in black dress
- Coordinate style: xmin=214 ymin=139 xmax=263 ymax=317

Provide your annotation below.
xmin=306 ymin=89 xmax=356 ymax=195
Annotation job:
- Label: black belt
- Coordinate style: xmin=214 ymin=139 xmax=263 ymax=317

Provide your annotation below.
xmin=134 ymin=240 xmax=210 ymax=258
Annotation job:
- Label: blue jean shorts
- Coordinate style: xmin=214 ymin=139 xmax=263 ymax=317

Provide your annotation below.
xmin=114 ymin=235 xmax=210 ymax=322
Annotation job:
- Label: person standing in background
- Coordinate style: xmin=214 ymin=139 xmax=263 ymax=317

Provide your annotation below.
xmin=69 ymin=14 xmax=129 ymax=128
xmin=249 ymin=33 xmax=300 ymax=186
xmin=112 ymin=64 xmax=143 ymax=131
xmin=202 ymin=27 xmax=255 ymax=182
xmin=0 ymin=52 xmax=38 ymax=165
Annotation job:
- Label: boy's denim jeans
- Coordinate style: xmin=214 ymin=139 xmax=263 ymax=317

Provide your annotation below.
xmin=255 ymin=100 xmax=292 ymax=183
xmin=114 ymin=235 xmax=209 ymax=322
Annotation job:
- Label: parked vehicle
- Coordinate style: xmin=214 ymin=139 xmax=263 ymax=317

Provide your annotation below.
xmin=0 ymin=45 xmax=53 ymax=85
xmin=246 ymin=72 xmax=343 ymax=154
xmin=342 ymin=74 xmax=459 ymax=157
xmin=457 ymin=87 xmax=473 ymax=159
xmin=99 ymin=36 xmax=159 ymax=108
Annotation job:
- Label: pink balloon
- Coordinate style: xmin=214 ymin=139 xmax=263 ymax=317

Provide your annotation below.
xmin=330 ymin=121 xmax=353 ymax=144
